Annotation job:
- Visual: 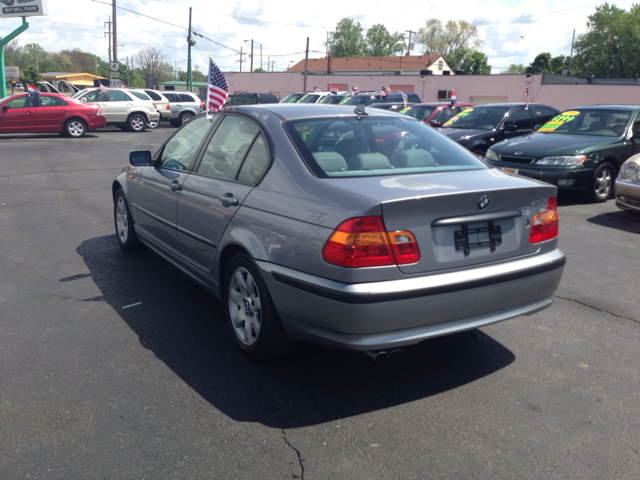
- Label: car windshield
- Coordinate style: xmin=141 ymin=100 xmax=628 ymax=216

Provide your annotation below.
xmin=339 ymin=95 xmax=369 ymax=105
xmin=281 ymin=94 xmax=304 ymax=103
xmin=442 ymin=106 xmax=509 ymax=130
xmin=318 ymin=95 xmax=345 ymax=104
xmin=538 ymin=109 xmax=632 ymax=137
xmin=284 ymin=116 xmax=486 ymax=178
xmin=298 ymin=94 xmax=321 ymax=104
xmin=399 ymin=106 xmax=436 ymax=121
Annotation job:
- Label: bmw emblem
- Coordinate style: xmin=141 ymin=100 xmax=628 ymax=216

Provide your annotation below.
xmin=478 ymin=195 xmax=490 ymax=209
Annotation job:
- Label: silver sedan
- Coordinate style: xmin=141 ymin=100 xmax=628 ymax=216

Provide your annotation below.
xmin=615 ymin=153 xmax=640 ymax=215
xmin=112 ymin=104 xmax=565 ymax=359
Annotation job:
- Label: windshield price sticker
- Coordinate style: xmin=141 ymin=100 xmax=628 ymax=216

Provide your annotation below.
xmin=538 ymin=111 xmax=580 ymax=132
xmin=443 ymin=108 xmax=474 ymax=126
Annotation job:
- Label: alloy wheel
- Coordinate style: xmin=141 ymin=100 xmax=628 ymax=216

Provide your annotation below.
xmin=115 ymin=196 xmax=129 ymax=244
xmin=228 ymin=267 xmax=262 ymax=345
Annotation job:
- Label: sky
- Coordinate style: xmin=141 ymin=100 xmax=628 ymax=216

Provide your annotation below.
xmin=1 ymin=0 xmax=636 ymax=74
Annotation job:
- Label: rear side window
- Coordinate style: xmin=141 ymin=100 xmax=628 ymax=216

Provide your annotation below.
xmin=144 ymin=90 xmax=163 ymax=101
xmin=158 ymin=116 xmax=211 ymax=171
xmin=40 ymin=96 xmax=69 ymax=107
xmin=128 ymin=90 xmax=150 ymax=100
xmin=179 ymin=94 xmax=196 ymax=103
xmin=108 ymin=90 xmax=129 ymax=102
xmin=197 ymin=116 xmax=262 ymax=180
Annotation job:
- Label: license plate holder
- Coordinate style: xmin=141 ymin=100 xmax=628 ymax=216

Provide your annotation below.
xmin=454 ymin=221 xmax=502 ymax=256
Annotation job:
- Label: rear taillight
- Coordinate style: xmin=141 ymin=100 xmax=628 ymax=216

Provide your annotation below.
xmin=200 ymin=99 xmax=204 ymax=110
xmin=322 ymin=216 xmax=419 ymax=268
xmin=152 ymin=102 xmax=157 ymax=109
xmin=166 ymin=104 xmax=170 ymax=110
xmin=530 ymin=197 xmax=559 ymax=243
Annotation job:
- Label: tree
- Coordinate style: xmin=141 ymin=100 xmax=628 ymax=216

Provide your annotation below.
xmin=417 ymin=19 xmax=481 ymax=56
xmin=365 ymin=24 xmax=406 ymax=56
xmin=459 ymin=51 xmax=491 ymax=74
xmin=19 ymin=65 xmax=42 ymax=85
xmin=327 ymin=18 xmax=367 ymax=57
xmin=572 ymin=3 xmax=640 ymax=78
xmin=135 ymin=46 xmax=172 ymax=84
xmin=501 ymin=64 xmax=526 ymax=74
xmin=525 ymin=52 xmax=567 ymax=74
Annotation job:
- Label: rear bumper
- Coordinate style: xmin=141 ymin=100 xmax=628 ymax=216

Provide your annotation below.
xmin=258 ymin=249 xmax=565 ymax=351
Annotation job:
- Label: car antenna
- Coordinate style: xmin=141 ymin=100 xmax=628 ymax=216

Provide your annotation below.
xmin=354 ymin=104 xmax=367 ymax=118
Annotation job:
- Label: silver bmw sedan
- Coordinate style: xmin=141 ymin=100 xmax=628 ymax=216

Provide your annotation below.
xmin=112 ymin=104 xmax=565 ymax=360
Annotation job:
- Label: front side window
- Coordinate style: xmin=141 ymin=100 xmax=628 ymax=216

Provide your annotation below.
xmin=5 ymin=96 xmax=32 ymax=108
xmin=78 ymin=90 xmax=106 ymax=102
xmin=534 ymin=107 xmax=556 ymax=126
xmin=285 ymin=116 xmax=486 ymax=177
xmin=197 ymin=116 xmax=261 ymax=180
xmin=158 ymin=116 xmax=212 ymax=170
xmin=108 ymin=90 xmax=129 ymax=102
xmin=504 ymin=108 xmax=532 ymax=130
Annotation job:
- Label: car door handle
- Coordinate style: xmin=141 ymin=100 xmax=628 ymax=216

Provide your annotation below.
xmin=176 ymin=104 xmax=182 ymax=107
xmin=61 ymin=109 xmax=68 ymax=113
xmin=170 ymin=181 xmax=182 ymax=192
xmin=215 ymin=194 xmax=238 ymax=206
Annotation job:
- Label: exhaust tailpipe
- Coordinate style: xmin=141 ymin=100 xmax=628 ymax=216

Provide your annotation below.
xmin=364 ymin=350 xmax=389 ymax=362
xmin=389 ymin=349 xmax=403 ymax=360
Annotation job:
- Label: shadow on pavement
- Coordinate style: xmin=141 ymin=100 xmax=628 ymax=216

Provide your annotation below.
xmin=76 ymin=235 xmax=516 ymax=428
xmin=587 ymin=208 xmax=640 ymax=234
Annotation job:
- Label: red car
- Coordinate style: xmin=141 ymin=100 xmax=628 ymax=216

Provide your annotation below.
xmin=0 ymin=93 xmax=106 ymax=138
xmin=399 ymin=102 xmax=476 ymax=127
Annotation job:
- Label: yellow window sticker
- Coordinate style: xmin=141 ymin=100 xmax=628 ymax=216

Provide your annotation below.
xmin=538 ymin=112 xmax=579 ymax=132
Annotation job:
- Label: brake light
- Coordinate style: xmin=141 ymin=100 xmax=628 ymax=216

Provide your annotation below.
xmin=530 ymin=197 xmax=559 ymax=243
xmin=200 ymin=99 xmax=204 ymax=110
xmin=166 ymin=104 xmax=170 ymax=110
xmin=152 ymin=102 xmax=157 ymax=109
xmin=322 ymin=216 xmax=419 ymax=267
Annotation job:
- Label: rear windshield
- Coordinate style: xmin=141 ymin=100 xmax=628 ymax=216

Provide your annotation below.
xmin=538 ymin=109 xmax=632 ymax=136
xmin=442 ymin=106 xmax=510 ymax=130
xmin=284 ymin=116 xmax=486 ymax=178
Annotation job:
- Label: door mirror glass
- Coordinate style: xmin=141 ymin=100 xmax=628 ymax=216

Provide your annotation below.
xmin=130 ymin=150 xmax=153 ymax=166
xmin=429 ymin=120 xmax=442 ymax=127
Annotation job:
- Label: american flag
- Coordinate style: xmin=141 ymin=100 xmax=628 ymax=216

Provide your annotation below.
xmin=314 ymin=86 xmax=321 ymax=92
xmin=524 ymin=87 xmax=530 ymax=109
xmin=381 ymin=85 xmax=391 ymax=96
xmin=351 ymin=86 xmax=359 ymax=94
xmin=99 ymin=83 xmax=107 ymax=93
xmin=207 ymin=57 xmax=229 ymax=117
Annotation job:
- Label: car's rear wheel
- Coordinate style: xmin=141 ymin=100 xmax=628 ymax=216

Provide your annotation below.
xmin=114 ymin=189 xmax=142 ymax=252
xmin=179 ymin=112 xmax=193 ymax=125
xmin=128 ymin=114 xmax=147 ymax=132
xmin=224 ymin=253 xmax=294 ymax=359
xmin=64 ymin=119 xmax=86 ymax=138
xmin=588 ymin=162 xmax=615 ymax=203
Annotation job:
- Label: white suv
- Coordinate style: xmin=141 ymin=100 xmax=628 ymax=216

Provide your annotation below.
xmin=72 ymin=88 xmax=160 ymax=132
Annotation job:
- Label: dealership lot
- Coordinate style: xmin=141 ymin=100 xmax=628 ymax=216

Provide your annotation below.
xmin=1 ymin=128 xmax=639 ymax=479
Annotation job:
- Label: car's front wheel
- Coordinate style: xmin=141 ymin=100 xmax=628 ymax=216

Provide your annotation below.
xmin=64 ymin=119 xmax=86 ymax=138
xmin=128 ymin=114 xmax=147 ymax=132
xmin=179 ymin=112 xmax=193 ymax=125
xmin=471 ymin=148 xmax=486 ymax=159
xmin=588 ymin=162 xmax=615 ymax=203
xmin=114 ymin=189 xmax=142 ymax=252
xmin=224 ymin=253 xmax=294 ymax=359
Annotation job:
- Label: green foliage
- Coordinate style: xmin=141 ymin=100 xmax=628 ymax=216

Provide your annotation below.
xmin=327 ymin=18 xmax=367 ymax=57
xmin=365 ymin=24 xmax=406 ymax=56
xmin=501 ymin=64 xmax=526 ymax=74
xmin=459 ymin=51 xmax=491 ymax=74
xmin=525 ymin=52 xmax=567 ymax=74
xmin=417 ymin=19 xmax=481 ymax=56
xmin=253 ymin=67 xmax=266 ymax=72
xmin=19 ymin=65 xmax=42 ymax=85
xmin=572 ymin=2 xmax=640 ymax=78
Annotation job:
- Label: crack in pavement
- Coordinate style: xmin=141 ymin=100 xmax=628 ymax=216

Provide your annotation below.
xmin=281 ymin=426 xmax=304 ymax=479
xmin=556 ymin=295 xmax=640 ymax=325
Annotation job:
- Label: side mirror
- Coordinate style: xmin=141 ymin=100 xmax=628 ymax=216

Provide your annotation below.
xmin=503 ymin=124 xmax=518 ymax=132
xmin=429 ymin=120 xmax=442 ymax=128
xmin=1 ymin=105 xmax=7 ymax=111
xmin=130 ymin=150 xmax=153 ymax=166
xmin=79 ymin=97 xmax=88 ymax=103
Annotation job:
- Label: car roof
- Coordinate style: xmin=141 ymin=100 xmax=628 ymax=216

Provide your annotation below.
xmin=410 ymin=102 xmax=475 ymax=107
xmin=223 ymin=103 xmax=407 ymax=121
xmin=562 ymin=105 xmax=640 ymax=111
xmin=467 ymin=103 xmax=554 ymax=108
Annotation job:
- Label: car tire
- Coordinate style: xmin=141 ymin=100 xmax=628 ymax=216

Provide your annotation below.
xmin=128 ymin=114 xmax=147 ymax=133
xmin=471 ymin=148 xmax=486 ymax=159
xmin=63 ymin=119 xmax=86 ymax=138
xmin=588 ymin=162 xmax=615 ymax=203
xmin=224 ymin=252 xmax=294 ymax=359
xmin=170 ymin=120 xmax=180 ymax=128
xmin=179 ymin=112 xmax=193 ymax=125
xmin=114 ymin=189 xmax=142 ymax=252
xmin=147 ymin=119 xmax=159 ymax=129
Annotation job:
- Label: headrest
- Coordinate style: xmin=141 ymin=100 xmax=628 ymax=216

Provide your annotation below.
xmin=354 ymin=153 xmax=392 ymax=170
xmin=393 ymin=149 xmax=435 ymax=168
xmin=312 ymin=152 xmax=347 ymax=172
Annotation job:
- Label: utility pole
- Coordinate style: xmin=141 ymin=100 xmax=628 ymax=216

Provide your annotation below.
xmin=405 ymin=30 xmax=416 ymax=57
xmin=126 ymin=56 xmax=130 ymax=86
xmin=303 ymin=37 xmax=309 ymax=92
xmin=271 ymin=60 xmax=276 ymax=72
xmin=187 ymin=7 xmax=194 ymax=92
xmin=112 ymin=0 xmax=118 ymax=62
xmin=238 ymin=47 xmax=244 ymax=72
xmin=250 ymin=40 xmax=254 ymax=73
xmin=104 ymin=17 xmax=112 ymax=64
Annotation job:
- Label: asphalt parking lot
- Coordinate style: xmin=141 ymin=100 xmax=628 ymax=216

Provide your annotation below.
xmin=1 ymin=126 xmax=639 ymax=479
